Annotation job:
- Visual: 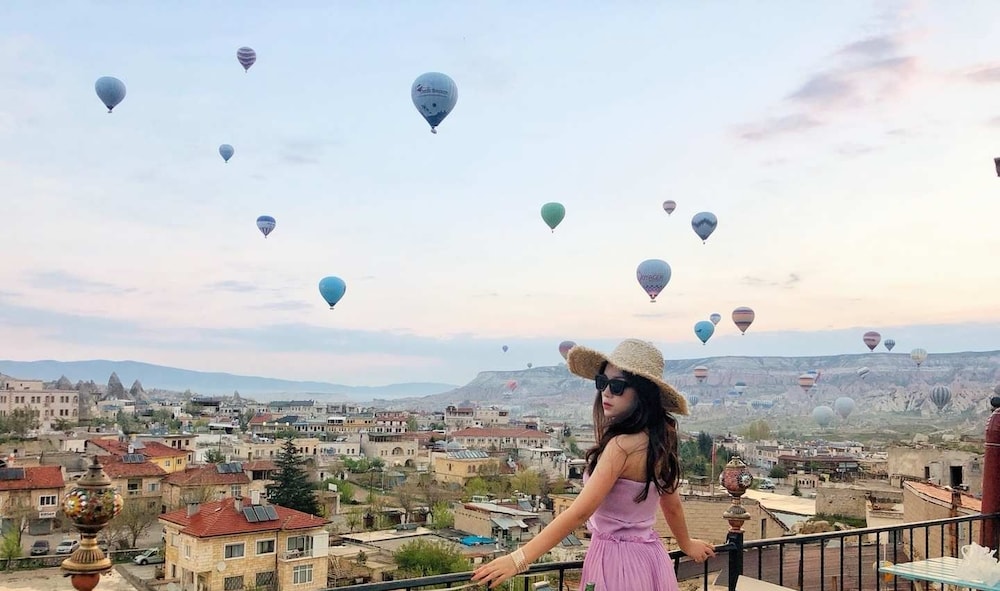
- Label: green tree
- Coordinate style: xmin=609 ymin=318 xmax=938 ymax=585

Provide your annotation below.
xmin=405 ymin=416 xmax=419 ymax=432
xmin=510 ymin=469 xmax=541 ymax=496
xmin=106 ymin=500 xmax=160 ymax=548
xmin=0 ymin=529 xmax=21 ymax=568
xmin=430 ymin=501 xmax=453 ymax=529
xmin=696 ymin=432 xmax=714 ymax=459
xmin=768 ymin=465 xmax=788 ymax=479
xmin=267 ymin=437 xmax=320 ymax=515
xmin=394 ymin=539 xmax=469 ymax=577
xmin=4 ymin=408 xmax=40 ymax=438
xmin=740 ymin=420 xmax=771 ymax=441
xmin=792 ymin=483 xmax=802 ymax=497
xmin=462 ymin=477 xmax=489 ymax=500
xmin=204 ymin=449 xmax=225 ymax=464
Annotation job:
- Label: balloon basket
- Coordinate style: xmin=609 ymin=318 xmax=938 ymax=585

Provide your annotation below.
xmin=430 ymin=128 xmax=438 ymax=134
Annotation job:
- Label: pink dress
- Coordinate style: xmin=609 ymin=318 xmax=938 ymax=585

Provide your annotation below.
xmin=579 ymin=474 xmax=680 ymax=591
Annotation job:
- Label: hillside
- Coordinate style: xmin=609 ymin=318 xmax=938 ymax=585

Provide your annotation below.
xmin=0 ymin=359 xmax=457 ymax=400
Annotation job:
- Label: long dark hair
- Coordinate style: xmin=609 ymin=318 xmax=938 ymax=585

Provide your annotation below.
xmin=584 ymin=362 xmax=681 ymax=502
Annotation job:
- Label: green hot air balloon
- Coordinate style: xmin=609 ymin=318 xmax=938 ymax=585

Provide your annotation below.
xmin=540 ymin=202 xmax=566 ymax=233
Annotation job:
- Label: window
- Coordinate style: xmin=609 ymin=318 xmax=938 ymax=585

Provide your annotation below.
xmin=256 ymin=539 xmax=275 ymax=555
xmin=39 ymin=495 xmax=57 ymax=507
xmin=230 ymin=484 xmax=242 ymax=498
xmin=148 ymin=482 xmax=159 ymax=492
xmin=292 ymin=564 xmax=313 ymax=585
xmin=255 ymin=572 xmax=276 ymax=589
xmin=223 ymin=575 xmax=244 ymax=590
xmin=224 ymin=543 xmax=245 ymax=559
xmin=164 ymin=460 xmax=171 ymax=466
xmin=286 ymin=535 xmax=313 ymax=556
xmin=184 ymin=544 xmax=191 ymax=558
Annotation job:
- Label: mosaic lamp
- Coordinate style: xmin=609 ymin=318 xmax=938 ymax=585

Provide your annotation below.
xmin=61 ymin=456 xmax=124 ymax=591
xmin=719 ymin=455 xmax=753 ymax=532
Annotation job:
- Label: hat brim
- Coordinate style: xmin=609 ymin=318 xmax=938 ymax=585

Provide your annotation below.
xmin=567 ymin=345 xmax=688 ymax=415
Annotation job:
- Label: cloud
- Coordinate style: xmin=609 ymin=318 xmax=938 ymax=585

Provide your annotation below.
xmin=965 ymin=66 xmax=1000 ymax=84
xmin=734 ymin=29 xmax=920 ymax=142
xmin=836 ymin=143 xmax=878 ymax=157
xmin=250 ymin=300 xmax=312 ymax=312
xmin=24 ymin=270 xmax=137 ymax=294
xmin=740 ymin=273 xmax=801 ymax=289
xmin=632 ymin=312 xmax=668 ymax=319
xmin=206 ymin=280 xmax=263 ymax=293
xmin=278 ymin=138 xmax=333 ymax=166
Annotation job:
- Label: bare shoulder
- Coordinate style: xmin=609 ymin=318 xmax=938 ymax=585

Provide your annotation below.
xmin=610 ymin=432 xmax=648 ymax=455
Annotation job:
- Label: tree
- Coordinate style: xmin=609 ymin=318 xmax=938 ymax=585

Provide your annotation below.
xmin=510 ymin=469 xmax=541 ymax=497
xmin=696 ymin=432 xmax=714 ymax=459
xmin=204 ymin=449 xmax=225 ymax=464
xmin=267 ymin=437 xmax=320 ymax=515
xmin=4 ymin=408 xmax=40 ymax=438
xmin=394 ymin=539 xmax=469 ymax=577
xmin=462 ymin=477 xmax=489 ymax=501
xmin=0 ymin=494 xmax=33 ymax=546
xmin=107 ymin=500 xmax=160 ymax=548
xmin=395 ymin=481 xmax=420 ymax=523
xmin=430 ymin=501 xmax=453 ymax=529
xmin=769 ymin=465 xmax=789 ymax=479
xmin=405 ymin=416 xmax=419 ymax=432
xmin=740 ymin=420 xmax=771 ymax=441
xmin=792 ymin=483 xmax=802 ymax=497
xmin=0 ymin=529 xmax=21 ymax=568
xmin=345 ymin=507 xmax=363 ymax=532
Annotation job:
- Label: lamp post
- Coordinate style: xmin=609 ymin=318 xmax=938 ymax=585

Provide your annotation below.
xmin=61 ymin=456 xmax=124 ymax=591
xmin=720 ymin=455 xmax=754 ymax=591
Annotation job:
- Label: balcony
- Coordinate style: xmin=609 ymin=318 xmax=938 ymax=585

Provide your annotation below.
xmin=329 ymin=513 xmax=1000 ymax=591
xmin=283 ymin=548 xmax=314 ymax=560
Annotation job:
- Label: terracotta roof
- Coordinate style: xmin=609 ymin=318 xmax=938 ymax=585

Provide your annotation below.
xmin=248 ymin=414 xmax=273 ymax=425
xmin=450 ymin=427 xmax=549 ymax=439
xmin=905 ymin=481 xmax=982 ymax=512
xmin=0 ymin=466 xmax=64 ymax=491
xmin=163 ymin=465 xmax=249 ymax=487
xmin=243 ymin=460 xmax=278 ymax=472
xmin=160 ymin=497 xmax=329 ymax=538
xmin=98 ymin=456 xmax=167 ymax=479
xmin=88 ymin=438 xmax=189 ymax=458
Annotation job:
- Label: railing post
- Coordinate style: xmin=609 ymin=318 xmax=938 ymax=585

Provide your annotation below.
xmin=981 ymin=395 xmax=1000 ymax=550
xmin=720 ymin=456 xmax=753 ymax=591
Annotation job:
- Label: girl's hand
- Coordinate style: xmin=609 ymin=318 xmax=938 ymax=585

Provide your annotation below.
xmin=681 ymin=538 xmax=716 ymax=563
xmin=471 ymin=554 xmax=520 ymax=589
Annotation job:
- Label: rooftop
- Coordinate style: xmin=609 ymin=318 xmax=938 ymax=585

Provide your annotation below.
xmin=163 ymin=464 xmax=250 ymax=487
xmin=160 ymin=496 xmax=329 ymax=538
xmin=0 ymin=466 xmax=64 ymax=491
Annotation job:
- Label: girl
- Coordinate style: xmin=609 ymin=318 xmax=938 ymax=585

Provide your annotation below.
xmin=471 ymin=338 xmax=715 ymax=590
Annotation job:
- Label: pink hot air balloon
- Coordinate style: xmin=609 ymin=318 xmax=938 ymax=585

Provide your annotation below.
xmin=798 ymin=373 xmax=816 ymax=393
xmin=506 ymin=380 xmax=518 ymax=392
xmin=558 ymin=340 xmax=576 ymax=360
xmin=862 ymin=331 xmax=881 ymax=352
xmin=732 ymin=307 xmax=755 ymax=334
xmin=662 ymin=200 xmax=677 ymax=215
xmin=693 ymin=365 xmax=708 ymax=383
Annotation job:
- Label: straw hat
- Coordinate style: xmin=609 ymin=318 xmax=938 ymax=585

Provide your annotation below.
xmin=567 ymin=338 xmax=688 ymax=415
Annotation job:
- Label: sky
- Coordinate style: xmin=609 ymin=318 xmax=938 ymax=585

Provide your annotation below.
xmin=2 ymin=1 xmax=1000 ymax=387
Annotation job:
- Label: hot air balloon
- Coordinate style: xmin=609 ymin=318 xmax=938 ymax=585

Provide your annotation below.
xmin=863 ymin=331 xmax=881 ymax=351
xmin=636 ymin=259 xmax=672 ymax=302
xmin=237 ymin=47 xmax=257 ymax=72
xmin=411 ymin=72 xmax=458 ymax=134
xmin=506 ymin=380 xmax=518 ymax=392
xmin=694 ymin=320 xmax=715 ymax=345
xmin=662 ymin=200 xmax=676 ymax=215
xmin=219 ymin=144 xmax=235 ymax=163
xmin=527 ymin=363 xmax=533 ymax=369
xmin=732 ymin=307 xmax=755 ymax=334
xmin=256 ymin=215 xmax=276 ymax=238
xmin=693 ymin=366 xmax=708 ymax=383
xmin=558 ymin=341 xmax=576 ymax=360
xmin=808 ymin=370 xmax=822 ymax=384
xmin=834 ymin=397 xmax=856 ymax=420
xmin=734 ymin=381 xmax=747 ymax=394
xmin=812 ymin=405 xmax=835 ymax=427
xmin=884 ymin=338 xmax=896 ymax=352
xmin=691 ymin=212 xmax=718 ymax=243
xmin=857 ymin=367 xmax=870 ymax=379
xmin=502 ymin=345 xmax=508 ymax=353
xmin=798 ymin=373 xmax=816 ymax=393
xmin=540 ymin=202 xmax=566 ymax=232
xmin=910 ymin=348 xmax=928 ymax=367
xmin=318 ymin=276 xmax=347 ymax=309
xmin=995 ymin=157 xmax=1000 ymax=178
xmin=709 ymin=313 xmax=721 ymax=326
xmin=929 ymin=386 xmax=952 ymax=411
xmin=687 ymin=394 xmax=700 ymax=407
xmin=95 ymin=76 xmax=126 ymax=113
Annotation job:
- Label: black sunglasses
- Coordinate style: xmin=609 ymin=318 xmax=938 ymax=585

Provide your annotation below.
xmin=595 ymin=374 xmax=630 ymax=396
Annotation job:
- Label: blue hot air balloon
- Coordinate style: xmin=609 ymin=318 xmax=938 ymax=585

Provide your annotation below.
xmin=691 ymin=212 xmax=718 ymax=243
xmin=256 ymin=215 xmax=276 ymax=238
xmin=237 ymin=47 xmax=256 ymax=72
xmin=636 ymin=259 xmax=672 ymax=302
xmin=694 ymin=320 xmax=715 ymax=345
xmin=95 ymin=76 xmax=127 ymax=113
xmin=411 ymin=72 xmax=458 ymax=134
xmin=219 ymin=144 xmax=235 ymax=163
xmin=318 ymin=277 xmax=347 ymax=309
xmin=502 ymin=345 xmax=508 ymax=353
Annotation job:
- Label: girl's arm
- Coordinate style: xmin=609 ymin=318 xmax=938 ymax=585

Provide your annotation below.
xmin=659 ymin=488 xmax=716 ymax=562
xmin=471 ymin=438 xmax=629 ymax=587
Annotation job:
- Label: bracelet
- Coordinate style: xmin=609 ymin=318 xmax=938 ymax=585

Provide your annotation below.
xmin=510 ymin=548 xmax=528 ymax=573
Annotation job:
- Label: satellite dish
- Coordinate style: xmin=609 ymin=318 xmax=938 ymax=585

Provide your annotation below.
xmin=216 ymin=561 xmax=227 ymax=572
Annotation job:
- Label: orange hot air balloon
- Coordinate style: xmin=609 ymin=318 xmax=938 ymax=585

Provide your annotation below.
xmin=732 ymin=307 xmax=755 ymax=334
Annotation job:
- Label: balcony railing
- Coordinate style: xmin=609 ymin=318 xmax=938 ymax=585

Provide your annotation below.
xmin=284 ymin=548 xmax=314 ymax=560
xmin=327 ymin=513 xmax=1000 ymax=591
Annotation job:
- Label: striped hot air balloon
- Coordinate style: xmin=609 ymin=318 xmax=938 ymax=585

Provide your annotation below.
xmin=732 ymin=307 xmax=755 ymax=334
xmin=693 ymin=366 xmax=709 ymax=383
xmin=863 ymin=331 xmax=881 ymax=351
xmin=910 ymin=348 xmax=928 ymax=367
xmin=237 ymin=46 xmax=257 ymax=72
xmin=798 ymin=373 xmax=816 ymax=393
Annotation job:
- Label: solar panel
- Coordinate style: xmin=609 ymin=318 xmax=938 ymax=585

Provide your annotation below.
xmin=122 ymin=454 xmax=145 ymax=464
xmin=232 ymin=462 xmax=242 ymax=472
xmin=243 ymin=507 xmax=259 ymax=523
xmin=262 ymin=505 xmax=278 ymax=521
xmin=253 ymin=506 xmax=268 ymax=521
xmin=0 ymin=468 xmax=24 ymax=480
xmin=216 ymin=464 xmax=229 ymax=474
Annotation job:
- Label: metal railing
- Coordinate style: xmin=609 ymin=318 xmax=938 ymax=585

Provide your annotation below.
xmin=326 ymin=513 xmax=1000 ymax=591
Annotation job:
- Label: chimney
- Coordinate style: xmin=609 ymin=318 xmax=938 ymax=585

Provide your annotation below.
xmin=186 ymin=502 xmax=200 ymax=517
xmin=250 ymin=490 xmax=261 ymax=505
xmin=234 ymin=496 xmax=243 ymax=513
